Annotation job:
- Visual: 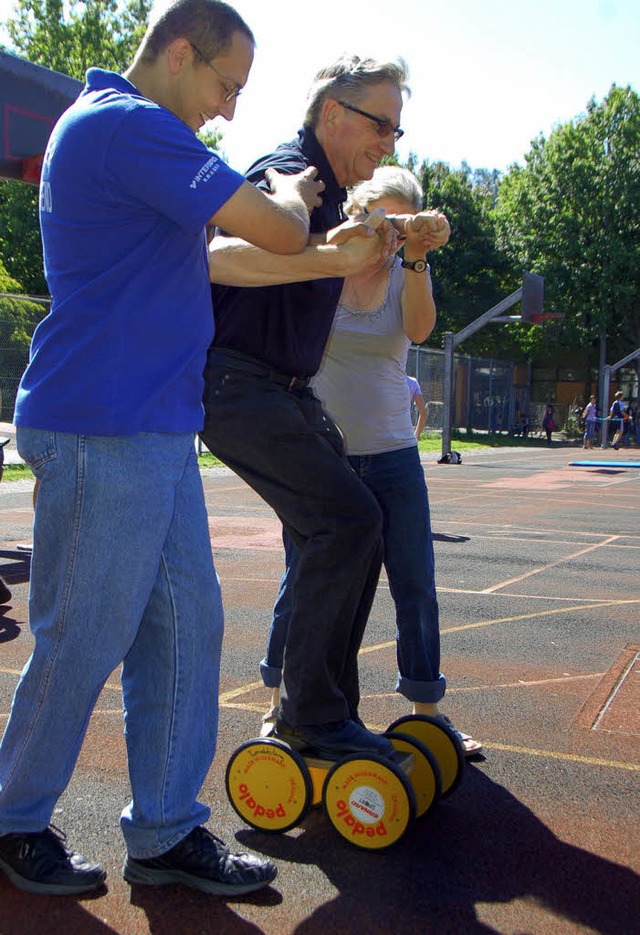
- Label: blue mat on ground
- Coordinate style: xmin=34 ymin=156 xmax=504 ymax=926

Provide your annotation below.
xmin=569 ymin=460 xmax=640 ymax=468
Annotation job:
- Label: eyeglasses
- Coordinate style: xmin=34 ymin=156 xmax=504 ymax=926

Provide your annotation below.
xmin=189 ymin=41 xmax=241 ymax=104
xmin=337 ymin=100 xmax=404 ymax=142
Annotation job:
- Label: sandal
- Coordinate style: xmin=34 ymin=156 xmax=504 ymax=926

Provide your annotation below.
xmin=436 ymin=713 xmax=483 ymax=758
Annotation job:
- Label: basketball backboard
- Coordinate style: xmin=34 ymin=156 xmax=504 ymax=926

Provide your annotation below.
xmin=521 ymin=270 xmax=545 ymax=320
xmin=0 ymin=49 xmax=81 ymax=183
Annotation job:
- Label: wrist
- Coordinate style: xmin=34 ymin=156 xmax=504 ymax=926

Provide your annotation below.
xmin=317 ymin=243 xmax=354 ymax=277
xmin=403 ymin=255 xmax=429 ymax=264
xmin=401 ymin=257 xmax=430 ymax=274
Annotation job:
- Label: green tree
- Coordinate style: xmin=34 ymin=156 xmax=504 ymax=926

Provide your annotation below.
xmin=0 ymin=0 xmax=153 ymax=295
xmin=0 ymin=258 xmax=48 ymax=418
xmin=0 ymin=179 xmax=45 ymax=295
xmin=415 ymin=159 xmax=515 ymax=356
xmin=197 ymin=126 xmax=225 ymax=159
xmin=5 ymin=0 xmax=151 ymax=76
xmin=493 ymin=85 xmax=640 ymax=371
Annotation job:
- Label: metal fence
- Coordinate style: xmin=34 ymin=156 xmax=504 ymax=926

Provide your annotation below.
xmin=408 ymin=346 xmax=516 ymax=434
xmin=0 ymin=293 xmax=50 ymax=422
xmin=0 ymin=296 xmax=580 ymax=436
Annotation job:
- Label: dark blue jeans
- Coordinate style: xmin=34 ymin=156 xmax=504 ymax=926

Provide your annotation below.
xmin=201 ymin=356 xmax=383 ymax=726
xmin=262 ymin=445 xmax=446 ymax=703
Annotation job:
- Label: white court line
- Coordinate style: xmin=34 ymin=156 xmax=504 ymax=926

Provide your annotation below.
xmin=481 ymin=535 xmax=620 ymax=593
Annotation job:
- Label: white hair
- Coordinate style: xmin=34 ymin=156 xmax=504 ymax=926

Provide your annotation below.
xmin=345 ymin=165 xmax=423 ymax=215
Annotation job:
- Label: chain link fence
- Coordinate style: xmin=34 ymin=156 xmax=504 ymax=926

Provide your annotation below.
xmin=0 ymin=295 xmax=588 ymax=436
xmin=408 ymin=346 xmax=517 ymax=434
xmin=0 ymin=293 xmax=50 ymax=422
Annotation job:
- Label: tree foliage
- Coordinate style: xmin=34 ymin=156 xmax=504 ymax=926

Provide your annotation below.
xmin=493 ymin=84 xmax=640 ymax=367
xmin=0 ymin=258 xmax=48 ymax=417
xmin=0 ymin=179 xmax=45 ymax=295
xmin=0 ymin=0 xmax=153 ymax=295
xmin=413 ymin=159 xmax=514 ymax=356
xmin=5 ymin=0 xmax=152 ymax=77
xmin=1 ymin=3 xmax=638 ymax=390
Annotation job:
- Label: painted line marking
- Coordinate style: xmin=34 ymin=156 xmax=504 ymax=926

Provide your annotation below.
xmin=2 ymin=676 xmax=637 ymax=774
xmin=475 ymin=741 xmax=640 ymax=773
xmin=593 ymin=650 xmax=640 ymax=732
xmin=363 ymin=672 xmax=606 ymax=698
xmin=442 ymin=599 xmax=639 ymax=634
xmin=219 ymin=576 xmax=637 ymax=605
xmin=358 ymin=600 xmax=638 ymax=646
xmin=438 ymin=588 xmax=636 ymax=602
xmin=213 ymin=706 xmax=640 ymax=772
xmin=220 ymin=681 xmax=264 ymax=703
xmin=481 ymin=535 xmax=620 ymax=593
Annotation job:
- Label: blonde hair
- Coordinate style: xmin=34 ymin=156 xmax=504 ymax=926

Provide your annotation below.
xmin=345 ymin=165 xmax=423 ymax=216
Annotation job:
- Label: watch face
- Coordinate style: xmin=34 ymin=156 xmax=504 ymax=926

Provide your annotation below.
xmin=402 ymin=258 xmax=427 ymax=272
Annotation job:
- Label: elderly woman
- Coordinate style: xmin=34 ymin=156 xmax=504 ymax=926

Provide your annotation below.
xmin=258 ymin=166 xmax=481 ymax=756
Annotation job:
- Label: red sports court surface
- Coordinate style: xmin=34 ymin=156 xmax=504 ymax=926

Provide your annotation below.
xmin=0 ymin=444 xmax=638 ymax=933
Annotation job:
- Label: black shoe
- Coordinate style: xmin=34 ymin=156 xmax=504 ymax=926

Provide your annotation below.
xmin=123 ymin=826 xmax=277 ymax=896
xmin=0 ymin=826 xmax=106 ymax=895
xmin=0 ymin=578 xmax=11 ymax=605
xmin=274 ymin=717 xmax=407 ymax=766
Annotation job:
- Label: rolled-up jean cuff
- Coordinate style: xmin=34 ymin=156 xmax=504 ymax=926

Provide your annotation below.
xmin=259 ymin=658 xmax=283 ymax=689
xmin=395 ymin=673 xmax=447 ymax=704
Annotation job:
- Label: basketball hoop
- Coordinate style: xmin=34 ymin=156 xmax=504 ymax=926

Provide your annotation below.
xmin=530 ymin=312 xmax=564 ymax=339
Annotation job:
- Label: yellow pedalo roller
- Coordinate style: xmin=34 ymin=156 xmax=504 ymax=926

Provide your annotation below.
xmin=225 ymin=738 xmax=313 ymax=833
xmin=322 ymin=752 xmax=416 ymax=851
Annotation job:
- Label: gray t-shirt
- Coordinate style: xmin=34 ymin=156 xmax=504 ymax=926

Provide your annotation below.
xmin=312 ymin=257 xmax=416 ymax=455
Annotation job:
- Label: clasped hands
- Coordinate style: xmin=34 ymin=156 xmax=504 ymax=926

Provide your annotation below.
xmin=324 ymin=206 xmax=450 ymax=275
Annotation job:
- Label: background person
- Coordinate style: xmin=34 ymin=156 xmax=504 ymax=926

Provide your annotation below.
xmin=407 ymin=374 xmax=427 ymax=438
xmin=609 ymin=391 xmax=626 ymax=449
xmin=0 ymin=0 xmax=322 ymax=899
xmin=582 ymin=394 xmax=598 ymax=449
xmin=203 ymin=55 xmax=412 ymax=765
xmin=257 ymin=166 xmax=481 ymax=756
xmin=542 ymin=404 xmax=556 ymax=445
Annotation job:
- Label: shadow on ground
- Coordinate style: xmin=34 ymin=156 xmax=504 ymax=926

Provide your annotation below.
xmin=231 ymin=766 xmax=640 ymax=934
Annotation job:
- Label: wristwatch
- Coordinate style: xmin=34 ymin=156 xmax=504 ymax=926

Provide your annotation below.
xmin=401 ymin=258 xmax=429 ymax=273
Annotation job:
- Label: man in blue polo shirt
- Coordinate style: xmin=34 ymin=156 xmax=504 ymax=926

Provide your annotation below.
xmin=203 ymin=55 xmax=408 ymax=763
xmin=0 ymin=0 xmax=322 ymax=899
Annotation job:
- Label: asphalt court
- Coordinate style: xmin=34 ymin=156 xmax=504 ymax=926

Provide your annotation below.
xmin=0 ymin=444 xmax=638 ymax=934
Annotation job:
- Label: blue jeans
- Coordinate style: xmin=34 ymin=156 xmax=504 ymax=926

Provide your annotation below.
xmin=202 ymin=356 xmax=383 ymax=726
xmin=262 ymin=446 xmax=446 ymax=704
xmin=0 ymin=429 xmax=223 ymax=858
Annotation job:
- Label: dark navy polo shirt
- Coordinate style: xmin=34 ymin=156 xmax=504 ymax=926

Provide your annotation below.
xmin=210 ymin=127 xmax=347 ymax=378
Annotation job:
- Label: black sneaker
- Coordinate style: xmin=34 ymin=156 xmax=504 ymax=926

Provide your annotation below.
xmin=0 ymin=578 xmax=11 ymax=605
xmin=0 ymin=826 xmax=106 ymax=895
xmin=123 ymin=826 xmax=277 ymax=896
xmin=274 ymin=716 xmax=407 ymax=766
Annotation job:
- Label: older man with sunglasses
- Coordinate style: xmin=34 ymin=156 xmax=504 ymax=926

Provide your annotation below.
xmin=202 ymin=55 xmax=410 ymax=763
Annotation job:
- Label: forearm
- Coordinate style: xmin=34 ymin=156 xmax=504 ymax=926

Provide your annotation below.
xmin=209 ymin=237 xmax=363 ymax=286
xmin=401 ymin=257 xmax=436 ymax=343
xmin=414 ymin=395 xmax=428 ymax=438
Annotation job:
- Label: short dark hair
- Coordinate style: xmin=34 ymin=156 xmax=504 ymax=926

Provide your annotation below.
xmin=138 ymin=0 xmax=254 ymax=63
xmin=304 ymin=54 xmax=409 ymax=129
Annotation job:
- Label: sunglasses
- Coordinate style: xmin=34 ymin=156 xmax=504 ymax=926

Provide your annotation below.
xmin=338 ymin=100 xmax=404 ymax=142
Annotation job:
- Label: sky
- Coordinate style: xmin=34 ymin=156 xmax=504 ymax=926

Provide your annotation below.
xmin=1 ymin=0 xmax=639 ymax=174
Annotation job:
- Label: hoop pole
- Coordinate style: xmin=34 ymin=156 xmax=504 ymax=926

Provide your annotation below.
xmin=600 ymin=365 xmax=611 ymax=448
xmin=441 ymin=331 xmax=454 ymax=458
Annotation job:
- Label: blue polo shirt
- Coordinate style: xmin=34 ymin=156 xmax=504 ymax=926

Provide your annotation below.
xmin=210 ymin=127 xmax=346 ymax=378
xmin=15 ymin=68 xmax=244 ymax=435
